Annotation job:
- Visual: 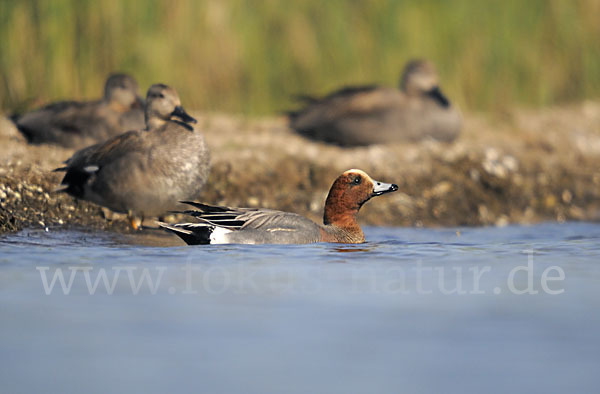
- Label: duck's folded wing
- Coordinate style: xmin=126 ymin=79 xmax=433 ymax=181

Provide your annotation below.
xmin=180 ymin=202 xmax=319 ymax=232
xmin=65 ymin=130 xmax=143 ymax=167
xmin=165 ymin=202 xmax=323 ymax=244
xmin=55 ymin=130 xmax=144 ymax=196
xmin=14 ymin=101 xmax=86 ymax=143
xmin=179 ymin=202 xmax=253 ymax=229
xmin=322 ymin=84 xmax=379 ymax=100
xmin=292 ymin=87 xmax=403 ymax=128
xmin=39 ymin=100 xmax=86 ymax=113
xmin=41 ymin=100 xmax=100 ymax=132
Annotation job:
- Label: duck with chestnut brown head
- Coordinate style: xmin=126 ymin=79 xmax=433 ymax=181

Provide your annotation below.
xmin=321 ymin=169 xmax=398 ymax=243
xmin=159 ymin=169 xmax=398 ymax=245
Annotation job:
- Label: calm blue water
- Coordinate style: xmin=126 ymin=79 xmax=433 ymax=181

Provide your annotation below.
xmin=1 ymin=223 xmax=599 ymax=394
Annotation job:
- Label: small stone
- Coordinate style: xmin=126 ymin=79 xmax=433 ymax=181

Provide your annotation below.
xmin=483 ymin=161 xmax=507 ymax=178
xmin=431 ymin=181 xmax=452 ymax=197
xmin=561 ymin=190 xmax=573 ymax=204
xmin=478 ymin=204 xmax=490 ymax=221
xmin=309 ymin=200 xmax=320 ymax=212
xmin=482 ymin=161 xmax=493 ymax=174
xmin=485 ymin=148 xmax=499 ymax=161
xmin=494 ymin=164 xmax=507 ymax=179
xmin=544 ymin=195 xmax=557 ymax=208
xmin=502 ymin=156 xmax=518 ymax=172
xmin=495 ymin=215 xmax=509 ymax=227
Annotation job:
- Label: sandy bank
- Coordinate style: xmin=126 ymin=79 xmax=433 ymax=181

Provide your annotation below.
xmin=1 ymin=102 xmax=600 ymax=235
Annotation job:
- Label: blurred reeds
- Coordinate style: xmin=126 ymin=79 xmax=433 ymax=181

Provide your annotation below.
xmin=1 ymin=0 xmax=599 ymax=115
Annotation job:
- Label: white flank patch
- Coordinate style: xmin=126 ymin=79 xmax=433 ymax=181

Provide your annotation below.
xmin=209 ymin=226 xmax=233 ymax=244
xmin=83 ymin=165 xmax=99 ymax=173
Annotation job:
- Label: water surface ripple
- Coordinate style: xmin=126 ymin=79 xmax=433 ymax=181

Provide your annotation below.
xmin=1 ymin=222 xmax=599 ymax=394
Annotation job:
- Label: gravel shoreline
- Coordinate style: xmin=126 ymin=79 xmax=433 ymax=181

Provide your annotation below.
xmin=1 ymin=102 xmax=600 ymax=235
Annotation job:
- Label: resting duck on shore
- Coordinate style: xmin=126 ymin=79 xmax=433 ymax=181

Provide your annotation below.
xmin=55 ymin=84 xmax=210 ymax=230
xmin=288 ymin=59 xmax=462 ymax=146
xmin=12 ymin=73 xmax=145 ymax=148
xmin=159 ymin=169 xmax=398 ymax=245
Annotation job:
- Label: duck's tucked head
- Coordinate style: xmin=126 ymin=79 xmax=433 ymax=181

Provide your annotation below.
xmin=400 ymin=59 xmax=450 ymax=107
xmin=104 ymin=73 xmax=144 ymax=111
xmin=144 ymin=84 xmax=197 ymax=130
xmin=323 ymin=169 xmax=398 ymax=226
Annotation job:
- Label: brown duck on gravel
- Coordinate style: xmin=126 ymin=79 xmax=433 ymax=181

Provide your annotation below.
xmin=54 ymin=84 xmax=210 ymax=230
xmin=288 ymin=59 xmax=462 ymax=146
xmin=12 ymin=73 xmax=145 ymax=148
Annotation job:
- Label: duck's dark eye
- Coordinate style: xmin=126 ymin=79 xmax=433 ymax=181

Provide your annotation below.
xmin=353 ymin=176 xmax=362 ymax=185
xmin=158 ymin=93 xmax=165 ymax=98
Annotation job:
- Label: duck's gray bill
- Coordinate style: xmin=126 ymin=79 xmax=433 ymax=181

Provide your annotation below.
xmin=372 ymin=181 xmax=399 ymax=196
xmin=427 ymin=86 xmax=450 ymax=108
xmin=171 ymin=106 xmax=197 ymax=124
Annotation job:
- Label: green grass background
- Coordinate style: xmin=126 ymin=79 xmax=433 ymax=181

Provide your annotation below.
xmin=1 ymin=0 xmax=599 ymax=115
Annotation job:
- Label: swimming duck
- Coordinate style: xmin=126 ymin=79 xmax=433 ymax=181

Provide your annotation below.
xmin=288 ymin=59 xmax=462 ymax=146
xmin=159 ymin=169 xmax=398 ymax=244
xmin=55 ymin=84 xmax=210 ymax=229
xmin=12 ymin=73 xmax=145 ymax=148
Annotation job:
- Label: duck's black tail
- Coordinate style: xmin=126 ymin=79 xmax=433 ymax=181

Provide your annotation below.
xmin=9 ymin=112 xmax=20 ymax=124
xmin=157 ymin=222 xmax=214 ymax=245
xmin=8 ymin=113 xmax=36 ymax=143
xmin=51 ymin=165 xmax=98 ymax=197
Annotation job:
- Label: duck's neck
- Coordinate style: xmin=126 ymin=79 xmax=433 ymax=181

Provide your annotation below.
xmin=108 ymin=100 xmax=129 ymax=113
xmin=145 ymin=116 xmax=167 ymax=131
xmin=322 ymin=224 xmax=365 ymax=243
xmin=323 ymin=199 xmax=364 ymax=241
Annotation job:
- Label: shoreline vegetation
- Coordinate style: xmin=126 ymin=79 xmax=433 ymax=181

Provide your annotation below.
xmin=1 ymin=1 xmax=599 ymax=115
xmin=1 ymin=101 xmax=600 ymax=235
